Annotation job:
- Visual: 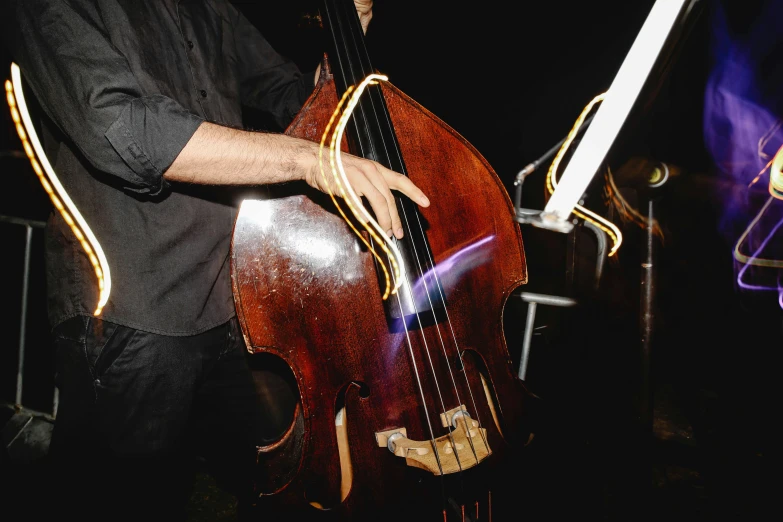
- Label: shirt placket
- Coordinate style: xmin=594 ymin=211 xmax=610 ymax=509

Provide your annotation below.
xmin=176 ymin=1 xmax=212 ymax=120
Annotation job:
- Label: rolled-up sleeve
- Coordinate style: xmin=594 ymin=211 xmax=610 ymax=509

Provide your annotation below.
xmin=226 ymin=3 xmax=316 ymax=129
xmin=10 ymin=0 xmax=204 ymax=195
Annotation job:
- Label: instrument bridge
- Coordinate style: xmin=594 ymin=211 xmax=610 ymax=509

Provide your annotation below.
xmin=374 ymin=406 xmax=490 ymax=475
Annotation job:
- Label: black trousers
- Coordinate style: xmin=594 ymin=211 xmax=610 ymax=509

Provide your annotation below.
xmin=47 ymin=314 xmax=267 ymax=521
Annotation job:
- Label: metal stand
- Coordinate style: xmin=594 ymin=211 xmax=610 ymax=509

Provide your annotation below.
xmin=622 ymin=164 xmax=667 ymax=417
xmin=636 ymin=164 xmax=668 ymax=497
xmin=516 ymin=292 xmax=577 ymax=380
xmin=511 ymin=123 xmax=610 ymax=382
xmin=513 ymin=113 xmax=595 ymax=213
xmin=512 ymin=114 xmax=596 ymax=235
xmin=513 ymin=222 xmax=608 ymax=382
xmin=640 ymin=198 xmax=655 ymax=439
xmin=513 ymin=224 xmax=608 ymax=382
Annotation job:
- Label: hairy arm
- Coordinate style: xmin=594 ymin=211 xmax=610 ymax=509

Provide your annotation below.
xmin=166 ymin=3 xmax=422 ymax=235
xmin=166 ymin=122 xmax=429 ymax=238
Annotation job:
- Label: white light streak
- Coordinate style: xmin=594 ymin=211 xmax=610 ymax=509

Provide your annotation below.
xmin=9 ymin=63 xmax=111 ymax=315
xmin=543 ymin=0 xmax=688 ymax=222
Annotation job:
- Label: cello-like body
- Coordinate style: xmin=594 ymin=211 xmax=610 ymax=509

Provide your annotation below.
xmin=231 ymin=2 xmax=531 ymax=519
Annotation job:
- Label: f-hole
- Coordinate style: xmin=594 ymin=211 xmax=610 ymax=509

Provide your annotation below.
xmin=309 ymin=380 xmax=370 ymax=509
xmin=461 ymin=350 xmax=504 ymax=438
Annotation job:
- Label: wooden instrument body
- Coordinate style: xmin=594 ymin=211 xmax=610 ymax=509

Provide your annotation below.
xmin=231 ymin=62 xmax=530 ymax=520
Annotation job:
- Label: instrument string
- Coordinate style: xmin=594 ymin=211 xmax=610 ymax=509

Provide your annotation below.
xmin=377 ymin=103 xmax=491 ymax=458
xmin=334 ymin=0 xmax=484 ymax=467
xmin=357 ymin=79 xmax=485 ymax=460
xmin=324 ymin=0 xmax=457 ymax=475
xmin=330 ymin=2 xmax=478 ymax=470
xmin=331 ymin=0 xmax=466 ymax=472
xmin=360 ymin=34 xmax=489 ymax=456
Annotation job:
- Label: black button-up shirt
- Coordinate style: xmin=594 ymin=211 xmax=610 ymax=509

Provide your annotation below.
xmin=9 ymin=0 xmax=315 ymax=335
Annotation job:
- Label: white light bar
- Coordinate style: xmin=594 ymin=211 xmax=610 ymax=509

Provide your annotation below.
xmin=9 ymin=63 xmax=112 ymax=314
xmin=542 ymin=0 xmax=688 ymax=222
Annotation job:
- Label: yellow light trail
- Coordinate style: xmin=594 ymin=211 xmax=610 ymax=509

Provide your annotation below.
xmin=317 ymin=83 xmax=395 ymax=299
xmin=7 ymin=63 xmax=111 ymax=315
xmin=546 ymin=93 xmax=624 ymax=257
xmin=736 ymin=144 xmax=783 ymax=268
xmin=770 ymin=144 xmax=783 ymax=200
xmin=318 ymin=73 xmax=404 ymax=299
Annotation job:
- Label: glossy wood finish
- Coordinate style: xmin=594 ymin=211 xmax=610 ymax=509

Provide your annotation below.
xmin=231 ymin=59 xmax=531 ymax=520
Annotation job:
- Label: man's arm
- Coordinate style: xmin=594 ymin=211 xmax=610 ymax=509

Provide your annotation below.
xmin=166 ymin=122 xmax=429 ymax=239
xmin=172 ymin=1 xmax=427 ymax=239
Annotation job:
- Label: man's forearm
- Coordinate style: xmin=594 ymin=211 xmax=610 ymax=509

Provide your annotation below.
xmin=165 ymin=121 xmax=316 ymax=186
xmin=165 ymin=118 xmax=429 ymax=240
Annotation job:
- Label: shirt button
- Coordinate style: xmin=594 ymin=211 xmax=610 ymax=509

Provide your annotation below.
xmin=187 ymin=40 xmax=194 ymax=49
xmin=200 ymin=90 xmax=207 ymax=98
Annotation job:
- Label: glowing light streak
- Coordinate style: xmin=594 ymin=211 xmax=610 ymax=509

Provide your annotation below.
xmin=758 ymin=120 xmax=781 ymax=161
xmin=407 ymin=235 xmax=495 ymax=319
xmin=729 ymin=127 xmax=783 ymax=306
xmin=604 ymin=165 xmax=664 ymax=241
xmin=733 ymin=196 xmax=783 ymax=268
xmin=770 ymin=145 xmax=783 ymax=200
xmin=735 ymin=212 xmax=783 ymax=309
xmin=318 ymin=85 xmax=392 ymax=284
xmin=422 ymin=235 xmax=494 ymax=279
xmin=545 ymin=93 xmax=624 ymax=256
xmin=543 ymin=0 xmax=689 ymax=224
xmin=318 ymin=73 xmax=405 ymax=299
xmin=317 ymin=83 xmax=396 ymax=298
xmin=747 ymin=158 xmax=773 ymax=189
xmin=7 ymin=63 xmax=111 ymax=315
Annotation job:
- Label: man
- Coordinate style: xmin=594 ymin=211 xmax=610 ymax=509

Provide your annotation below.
xmin=5 ymin=0 xmax=429 ymax=519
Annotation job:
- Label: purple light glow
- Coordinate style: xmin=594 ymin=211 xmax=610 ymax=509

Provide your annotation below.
xmin=736 ymin=215 xmax=783 ymax=310
xmin=704 ymin=2 xmax=783 ymax=187
xmin=704 ymin=1 xmax=783 ymax=309
xmin=390 ymin=234 xmax=497 ymax=341
xmin=409 ymin=234 xmax=496 ymax=308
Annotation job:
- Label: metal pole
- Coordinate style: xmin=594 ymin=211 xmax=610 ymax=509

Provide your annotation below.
xmin=518 ymin=292 xmax=578 ymax=308
xmin=15 ymin=224 xmax=33 ymax=407
xmin=640 ymin=199 xmax=654 ymax=434
xmin=583 ymin=220 xmax=608 ymax=289
xmin=518 ymin=302 xmax=537 ymax=381
xmin=53 ymin=387 xmax=60 ymax=419
xmin=516 ymin=292 xmax=578 ymax=381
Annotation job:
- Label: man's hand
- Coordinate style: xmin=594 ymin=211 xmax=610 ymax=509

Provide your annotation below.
xmin=355 ymin=0 xmax=373 ymax=34
xmin=304 ymin=144 xmax=430 ymax=239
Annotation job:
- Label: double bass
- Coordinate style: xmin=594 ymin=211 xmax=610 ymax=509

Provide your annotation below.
xmin=231 ymin=1 xmax=533 ymax=519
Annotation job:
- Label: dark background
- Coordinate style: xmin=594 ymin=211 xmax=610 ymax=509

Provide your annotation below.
xmin=1 ymin=1 xmax=780 ymax=520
